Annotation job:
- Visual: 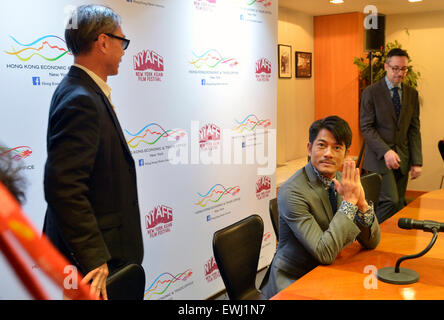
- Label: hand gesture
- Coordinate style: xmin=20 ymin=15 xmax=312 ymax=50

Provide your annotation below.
xmin=81 ymin=262 xmax=109 ymax=300
xmin=333 ymin=160 xmax=362 ymax=206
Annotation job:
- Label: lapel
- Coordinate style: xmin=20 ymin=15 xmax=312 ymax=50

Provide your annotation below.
xmin=68 ymin=66 xmax=133 ymax=161
xmin=305 ymin=163 xmax=335 ymax=221
xmin=378 ymin=79 xmax=398 ymax=126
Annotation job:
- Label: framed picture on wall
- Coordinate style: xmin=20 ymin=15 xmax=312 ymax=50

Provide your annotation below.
xmin=295 ymin=51 xmax=312 ymax=78
xmin=278 ymin=44 xmax=292 ymax=78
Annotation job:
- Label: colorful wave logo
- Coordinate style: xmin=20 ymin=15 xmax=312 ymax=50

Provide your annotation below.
xmin=1 ymin=146 xmax=33 ymax=161
xmin=125 ymin=123 xmax=186 ymax=148
xmin=4 ymin=35 xmax=72 ymax=62
xmin=190 ymin=49 xmax=238 ymax=69
xmin=195 ymin=184 xmax=240 ymax=208
xmin=246 ymin=0 xmax=272 ymax=7
xmin=144 ymin=269 xmax=193 ymax=300
xmin=233 ymin=114 xmax=271 ymax=133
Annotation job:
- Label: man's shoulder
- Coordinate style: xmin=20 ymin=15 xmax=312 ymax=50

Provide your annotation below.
xmin=279 ymin=166 xmax=310 ymax=194
xmin=52 ymin=69 xmax=99 ymax=102
xmin=362 ymin=78 xmax=386 ymax=94
xmin=403 ymin=83 xmax=418 ymax=95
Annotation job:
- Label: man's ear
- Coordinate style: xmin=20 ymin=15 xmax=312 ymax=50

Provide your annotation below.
xmin=95 ymin=33 xmax=109 ymax=54
xmin=307 ymin=142 xmax=312 ymax=158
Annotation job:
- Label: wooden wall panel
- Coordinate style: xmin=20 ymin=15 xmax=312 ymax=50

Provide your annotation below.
xmin=314 ymin=12 xmax=365 ymax=156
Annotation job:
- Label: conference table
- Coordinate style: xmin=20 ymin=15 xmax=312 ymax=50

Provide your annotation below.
xmin=271 ymin=189 xmax=444 ymax=300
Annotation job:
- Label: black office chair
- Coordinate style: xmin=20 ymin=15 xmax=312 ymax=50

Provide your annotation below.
xmin=269 ymin=198 xmax=279 ymax=240
xmin=360 ymin=172 xmax=382 ymax=211
xmin=106 ymin=263 xmax=145 ymax=300
xmin=212 ymin=214 xmax=266 ymax=300
xmin=439 ymin=140 xmax=444 ymax=188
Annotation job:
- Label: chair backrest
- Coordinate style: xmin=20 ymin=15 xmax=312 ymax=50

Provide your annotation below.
xmin=212 ymin=214 xmax=265 ymax=300
xmin=439 ymin=140 xmax=444 ymax=161
xmin=269 ymin=198 xmax=279 ymax=240
xmin=360 ymin=172 xmax=382 ymax=211
xmin=106 ymin=264 xmax=145 ymax=300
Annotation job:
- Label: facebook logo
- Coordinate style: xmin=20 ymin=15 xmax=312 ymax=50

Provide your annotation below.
xmin=32 ymin=77 xmax=40 ymax=86
xmin=206 ymin=215 xmax=211 ymax=222
xmin=201 ymin=79 xmax=206 ymax=86
xmin=138 ymin=159 xmax=144 ymax=167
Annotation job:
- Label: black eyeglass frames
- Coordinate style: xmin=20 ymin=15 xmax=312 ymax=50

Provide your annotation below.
xmin=105 ymin=33 xmax=130 ymax=50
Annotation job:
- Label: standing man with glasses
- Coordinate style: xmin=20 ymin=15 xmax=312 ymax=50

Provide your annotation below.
xmin=360 ymin=48 xmax=422 ymax=224
xmin=43 ymin=5 xmax=143 ymax=299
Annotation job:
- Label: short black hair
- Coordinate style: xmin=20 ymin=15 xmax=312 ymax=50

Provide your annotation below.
xmin=386 ymin=48 xmax=409 ymax=60
xmin=309 ymin=115 xmax=352 ymax=150
xmin=65 ymin=5 xmax=121 ymax=56
xmin=0 ymin=146 xmax=26 ymax=204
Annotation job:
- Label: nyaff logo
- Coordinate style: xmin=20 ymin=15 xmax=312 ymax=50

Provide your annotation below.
xmin=255 ymin=58 xmax=271 ymax=82
xmin=199 ymin=124 xmax=221 ymax=151
xmin=145 ymin=204 xmax=173 ymax=238
xmin=133 ymin=49 xmax=164 ymax=82
xmin=256 ymin=176 xmax=271 ymax=200
xmin=204 ymin=256 xmax=220 ymax=283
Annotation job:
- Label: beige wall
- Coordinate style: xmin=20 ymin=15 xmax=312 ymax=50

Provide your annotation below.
xmin=386 ymin=11 xmax=444 ymax=191
xmin=277 ymin=8 xmax=314 ymax=165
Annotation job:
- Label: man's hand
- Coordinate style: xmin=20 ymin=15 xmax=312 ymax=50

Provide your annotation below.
xmin=81 ymin=263 xmax=109 ymax=300
xmin=333 ymin=160 xmax=362 ymax=206
xmin=410 ymin=165 xmax=422 ymax=180
xmin=384 ymin=150 xmax=401 ymax=170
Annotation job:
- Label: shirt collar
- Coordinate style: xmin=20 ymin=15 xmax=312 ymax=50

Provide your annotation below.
xmin=385 ymin=76 xmax=401 ymax=90
xmin=73 ymin=63 xmax=112 ymax=101
xmin=310 ymin=162 xmax=335 ymax=190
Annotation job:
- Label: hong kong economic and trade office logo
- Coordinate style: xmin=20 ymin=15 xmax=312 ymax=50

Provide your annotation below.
xmin=4 ymin=35 xmax=71 ymax=62
xmin=133 ymin=48 xmax=164 ymax=82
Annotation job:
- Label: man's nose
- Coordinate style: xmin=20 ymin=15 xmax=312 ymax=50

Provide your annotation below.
xmin=323 ymin=146 xmax=333 ymax=157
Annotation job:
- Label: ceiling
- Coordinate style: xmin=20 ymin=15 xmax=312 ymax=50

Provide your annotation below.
xmin=278 ymin=0 xmax=444 ymax=16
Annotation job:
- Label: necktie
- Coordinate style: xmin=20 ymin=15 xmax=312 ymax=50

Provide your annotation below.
xmin=328 ymin=182 xmax=337 ymax=214
xmin=392 ymin=87 xmax=401 ymax=119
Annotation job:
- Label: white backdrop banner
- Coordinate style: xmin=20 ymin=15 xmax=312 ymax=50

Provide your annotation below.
xmin=0 ymin=0 xmax=277 ymax=300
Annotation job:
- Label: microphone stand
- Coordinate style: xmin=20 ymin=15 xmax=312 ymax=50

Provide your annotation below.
xmin=377 ymin=228 xmax=439 ymax=285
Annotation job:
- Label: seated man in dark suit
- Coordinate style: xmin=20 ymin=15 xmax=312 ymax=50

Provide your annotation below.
xmin=262 ymin=116 xmax=381 ymax=298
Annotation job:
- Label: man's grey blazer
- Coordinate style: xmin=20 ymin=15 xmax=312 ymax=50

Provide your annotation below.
xmin=263 ymin=163 xmax=380 ymax=297
xmin=360 ymin=78 xmax=422 ymax=175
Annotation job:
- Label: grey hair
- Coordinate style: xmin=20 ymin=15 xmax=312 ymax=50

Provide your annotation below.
xmin=65 ymin=5 xmax=121 ymax=56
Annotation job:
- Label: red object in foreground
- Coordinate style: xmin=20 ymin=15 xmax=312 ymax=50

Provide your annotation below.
xmin=0 ymin=182 xmax=95 ymax=300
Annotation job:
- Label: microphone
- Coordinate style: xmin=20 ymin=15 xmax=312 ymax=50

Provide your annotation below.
xmin=377 ymin=217 xmax=441 ymax=285
xmin=398 ymin=218 xmax=444 ymax=233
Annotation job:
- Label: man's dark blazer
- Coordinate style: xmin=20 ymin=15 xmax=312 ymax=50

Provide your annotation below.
xmin=43 ymin=66 xmax=143 ymax=274
xmin=262 ymin=163 xmax=380 ymax=297
xmin=360 ymin=78 xmax=422 ymax=175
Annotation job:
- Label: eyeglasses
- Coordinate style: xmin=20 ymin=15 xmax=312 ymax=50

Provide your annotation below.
xmin=105 ymin=33 xmax=130 ymax=50
xmin=387 ymin=64 xmax=408 ymax=74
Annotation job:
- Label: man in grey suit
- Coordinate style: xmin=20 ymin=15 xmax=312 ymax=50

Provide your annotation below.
xmin=360 ymin=48 xmax=422 ymax=224
xmin=262 ymin=116 xmax=380 ymax=298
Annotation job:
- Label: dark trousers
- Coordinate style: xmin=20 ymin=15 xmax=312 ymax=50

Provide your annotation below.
xmin=376 ymin=168 xmax=409 ymax=224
